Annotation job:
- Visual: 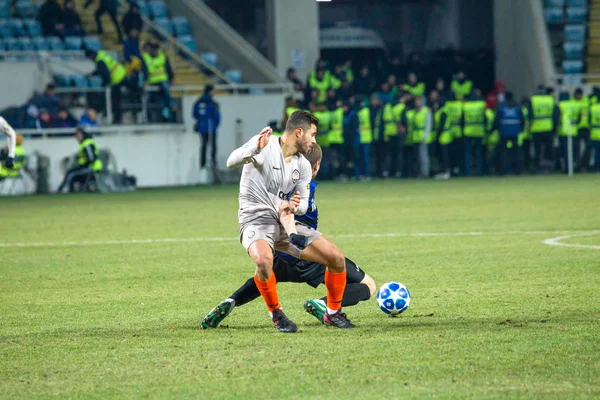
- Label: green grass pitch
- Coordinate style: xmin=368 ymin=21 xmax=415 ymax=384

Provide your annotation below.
xmin=1 ymin=176 xmax=599 ymax=399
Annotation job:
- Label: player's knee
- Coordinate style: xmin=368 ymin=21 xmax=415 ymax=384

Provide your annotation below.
xmin=328 ymin=249 xmax=345 ymax=272
xmin=253 ymin=253 xmax=274 ymax=279
xmin=362 ymin=274 xmax=377 ymax=297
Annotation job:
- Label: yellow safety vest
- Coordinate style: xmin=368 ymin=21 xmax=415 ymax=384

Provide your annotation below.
xmin=309 ymin=72 xmax=330 ymax=104
xmin=0 ymin=145 xmax=25 ymax=177
xmin=572 ymin=97 xmax=589 ymax=129
xmin=411 ymin=107 xmax=430 ymax=143
xmin=518 ymin=107 xmax=531 ymax=145
xmin=404 ymin=82 xmax=425 ymax=97
xmin=530 ymin=95 xmax=555 ymax=133
xmin=313 ymin=110 xmax=331 ymax=147
xmin=328 ymin=107 xmax=344 ymax=145
xmin=405 ymin=110 xmax=415 ymax=145
xmin=485 ymin=109 xmax=498 ymax=151
xmin=383 ymin=103 xmax=399 ymax=139
xmin=451 ymin=80 xmax=473 ymax=100
xmin=445 ymin=100 xmax=463 ymax=139
xmin=78 ymin=138 xmax=103 ymax=172
xmin=342 ymin=66 xmax=354 ymax=83
xmin=357 ymin=107 xmax=373 ymax=144
xmin=589 ymin=103 xmax=600 ymax=141
xmin=271 ymin=130 xmax=283 ymax=137
xmin=559 ymin=100 xmax=580 ymax=137
xmin=95 ymin=51 xmax=126 ymax=85
xmin=462 ymin=101 xmax=486 ymax=138
xmin=285 ymin=106 xmax=299 ymax=118
xmin=142 ymin=51 xmax=168 ymax=84
xmin=436 ymin=107 xmax=452 ymax=145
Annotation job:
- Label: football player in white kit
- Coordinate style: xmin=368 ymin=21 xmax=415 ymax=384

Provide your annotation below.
xmin=0 ymin=117 xmax=17 ymax=169
xmin=226 ymin=111 xmax=353 ymax=332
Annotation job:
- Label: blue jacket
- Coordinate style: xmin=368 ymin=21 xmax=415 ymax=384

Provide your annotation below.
xmin=123 ymin=37 xmax=141 ymax=63
xmin=496 ymin=103 xmax=524 ymax=138
xmin=193 ymin=94 xmax=220 ymax=134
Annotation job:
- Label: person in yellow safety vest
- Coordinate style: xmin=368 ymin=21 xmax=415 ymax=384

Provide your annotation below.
xmin=308 ymin=68 xmax=331 ymax=105
xmin=328 ymin=101 xmax=345 ymax=179
xmin=403 ymin=72 xmax=425 ymax=97
xmin=558 ymin=91 xmax=581 ymax=173
xmin=282 ymin=96 xmax=300 ymax=128
xmin=85 ymin=47 xmax=127 ymax=123
xmin=408 ymin=95 xmax=432 ymax=178
xmin=312 ymin=103 xmax=331 ymax=149
xmin=485 ymin=107 xmax=499 ymax=174
xmin=330 ymin=65 xmax=345 ymax=91
xmin=142 ymin=42 xmax=175 ymax=121
xmin=357 ymin=96 xmax=376 ymax=179
xmin=572 ymin=88 xmax=591 ymax=170
xmin=590 ymin=99 xmax=600 ymax=171
xmin=435 ymin=100 xmax=453 ymax=179
xmin=368 ymin=94 xmax=386 ymax=177
xmin=0 ymin=133 xmax=25 ymax=181
xmin=528 ymin=84 xmax=560 ymax=173
xmin=461 ymin=92 xmax=487 ymax=176
xmin=519 ymin=97 xmax=533 ymax=172
xmin=342 ymin=60 xmax=354 ymax=84
xmin=57 ymin=128 xmax=104 ymax=193
xmin=444 ymin=92 xmax=464 ymax=175
xmin=451 ymin=70 xmax=473 ymax=101
xmin=383 ymin=93 xmax=405 ymax=178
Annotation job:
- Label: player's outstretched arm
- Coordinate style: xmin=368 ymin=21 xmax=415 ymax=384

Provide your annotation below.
xmin=0 ymin=117 xmax=16 ymax=159
xmin=226 ymin=127 xmax=272 ymax=168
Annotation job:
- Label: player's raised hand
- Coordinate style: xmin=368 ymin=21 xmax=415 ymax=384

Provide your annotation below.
xmin=257 ymin=126 xmax=272 ymax=150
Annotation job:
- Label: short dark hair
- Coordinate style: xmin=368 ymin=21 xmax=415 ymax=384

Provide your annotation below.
xmin=285 ymin=110 xmax=319 ymax=134
xmin=505 ymin=91 xmax=514 ymax=102
xmin=304 ymin=143 xmax=322 ymax=167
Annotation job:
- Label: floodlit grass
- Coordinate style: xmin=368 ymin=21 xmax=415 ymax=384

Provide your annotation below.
xmin=1 ymin=176 xmax=599 ymax=399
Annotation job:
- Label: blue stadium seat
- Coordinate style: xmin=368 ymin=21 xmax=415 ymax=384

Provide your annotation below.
xmin=54 ymin=74 xmax=71 ymax=87
xmin=148 ymin=1 xmax=167 ymax=19
xmin=46 ymin=36 xmax=64 ymax=50
xmin=0 ymin=21 xmax=13 ymax=38
xmin=563 ymin=60 xmax=584 ymax=73
xmin=18 ymin=37 xmax=34 ymax=51
xmin=544 ymin=0 xmax=565 ymax=6
xmin=9 ymin=20 xmax=25 ymax=37
xmin=566 ymin=6 xmax=587 ymax=23
xmin=566 ymin=0 xmax=588 ymax=7
xmin=65 ymin=36 xmax=82 ymax=50
xmin=154 ymin=17 xmax=173 ymax=35
xmin=16 ymin=2 xmax=37 ymax=18
xmin=88 ymin=75 xmax=103 ymax=88
xmin=3 ymin=38 xmax=21 ymax=51
xmin=32 ymin=36 xmax=48 ymax=50
xmin=544 ymin=7 xmax=564 ymax=25
xmin=564 ymin=24 xmax=586 ymax=41
xmin=23 ymin=19 xmax=41 ymax=37
xmin=0 ymin=1 xmax=11 ymax=19
xmin=564 ymin=41 xmax=584 ymax=59
xmin=71 ymin=74 xmax=87 ymax=88
xmin=172 ymin=16 xmax=190 ymax=36
xmin=83 ymin=36 xmax=103 ymax=51
xmin=225 ymin=69 xmax=241 ymax=84
xmin=178 ymin=35 xmax=196 ymax=52
xmin=201 ymin=52 xmax=217 ymax=66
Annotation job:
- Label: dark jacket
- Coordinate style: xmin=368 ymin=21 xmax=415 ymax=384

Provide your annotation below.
xmin=63 ymin=8 xmax=84 ymax=31
xmin=38 ymin=0 xmax=63 ymax=36
xmin=122 ymin=10 xmax=142 ymax=35
xmin=123 ymin=37 xmax=141 ymax=62
xmin=53 ymin=114 xmax=77 ymax=128
xmin=193 ymin=94 xmax=220 ymax=134
xmin=343 ymin=109 xmax=359 ymax=146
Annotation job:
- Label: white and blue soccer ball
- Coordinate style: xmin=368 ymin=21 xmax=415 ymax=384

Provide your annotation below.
xmin=376 ymin=282 xmax=411 ymax=315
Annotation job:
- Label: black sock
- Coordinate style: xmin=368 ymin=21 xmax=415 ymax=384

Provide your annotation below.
xmin=229 ymin=277 xmax=261 ymax=307
xmin=321 ymin=283 xmax=371 ymax=307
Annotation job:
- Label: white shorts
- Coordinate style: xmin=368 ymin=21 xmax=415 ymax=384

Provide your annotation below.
xmin=240 ymin=223 xmax=322 ymax=258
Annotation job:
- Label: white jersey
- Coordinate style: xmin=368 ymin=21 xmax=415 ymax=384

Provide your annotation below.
xmin=227 ymin=134 xmax=311 ymax=227
xmin=0 ymin=116 xmax=16 ymax=158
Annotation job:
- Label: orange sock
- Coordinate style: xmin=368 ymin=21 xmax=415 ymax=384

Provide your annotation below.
xmin=324 ymin=269 xmax=346 ymax=311
xmin=254 ymin=273 xmax=280 ymax=312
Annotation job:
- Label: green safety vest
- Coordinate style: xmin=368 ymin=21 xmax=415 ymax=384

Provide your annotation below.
xmin=451 ymin=80 xmax=473 ymax=100
xmin=530 ymin=95 xmax=555 ymax=133
xmin=405 ymin=110 xmax=415 ymax=145
xmin=342 ymin=66 xmax=354 ymax=83
xmin=518 ymin=107 xmax=531 ymax=145
xmin=330 ymin=75 xmax=342 ymax=90
xmin=0 ymin=145 xmax=25 ymax=177
xmin=271 ymin=130 xmax=283 ymax=137
xmin=78 ymin=138 xmax=103 ymax=172
xmin=328 ymin=107 xmax=344 ymax=144
xmin=313 ymin=110 xmax=331 ymax=147
xmin=590 ymin=103 xmax=600 ymax=141
xmin=285 ymin=106 xmax=299 ymax=118
xmin=95 ymin=51 xmax=126 ymax=85
xmin=445 ymin=100 xmax=463 ymax=139
xmin=142 ymin=51 xmax=168 ymax=84
xmin=411 ymin=107 xmax=431 ymax=143
xmin=572 ymin=97 xmax=589 ymax=129
xmin=309 ymin=72 xmax=330 ymax=103
xmin=383 ymin=103 xmax=399 ymax=139
xmin=436 ymin=107 xmax=453 ymax=145
xmin=486 ymin=108 xmax=499 ymax=151
xmin=559 ymin=100 xmax=580 ymax=137
xmin=404 ymin=82 xmax=425 ymax=97
xmin=357 ymin=107 xmax=373 ymax=144
xmin=462 ymin=101 xmax=486 ymax=138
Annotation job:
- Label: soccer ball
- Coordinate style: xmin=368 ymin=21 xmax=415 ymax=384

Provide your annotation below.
xmin=376 ymin=282 xmax=410 ymax=315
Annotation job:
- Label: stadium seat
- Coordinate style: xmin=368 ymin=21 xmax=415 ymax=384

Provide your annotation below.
xmin=32 ymin=36 xmax=48 ymax=50
xmin=544 ymin=7 xmax=564 ymax=25
xmin=225 ymin=69 xmax=242 ymax=84
xmin=178 ymin=34 xmax=196 ymax=52
xmin=18 ymin=37 xmax=34 ymax=51
xmin=566 ymin=7 xmax=587 ymax=23
xmin=88 ymin=76 xmax=103 ymax=88
xmin=566 ymin=0 xmax=588 ymax=7
xmin=83 ymin=36 xmax=103 ymax=51
xmin=9 ymin=20 xmax=25 ymax=37
xmin=3 ymin=38 xmax=21 ymax=51
xmin=0 ymin=21 xmax=13 ymax=38
xmin=46 ymin=36 xmax=65 ymax=50
xmin=564 ymin=24 xmax=586 ymax=42
xmin=23 ymin=19 xmax=41 ymax=37
xmin=134 ymin=0 xmax=149 ymax=17
xmin=15 ymin=2 xmax=37 ymax=18
xmin=65 ymin=36 xmax=82 ymax=50
xmin=544 ymin=0 xmax=565 ymax=6
xmin=201 ymin=52 xmax=217 ymax=66
xmin=563 ymin=59 xmax=584 ymax=73
xmin=172 ymin=16 xmax=190 ymax=36
xmin=148 ymin=1 xmax=167 ymax=19
xmin=154 ymin=17 xmax=173 ymax=35
xmin=0 ymin=1 xmax=10 ymax=19
xmin=54 ymin=74 xmax=71 ymax=87
xmin=564 ymin=41 xmax=584 ymax=59
xmin=71 ymin=74 xmax=87 ymax=88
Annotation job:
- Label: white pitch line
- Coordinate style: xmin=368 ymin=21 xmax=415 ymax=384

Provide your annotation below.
xmin=0 ymin=230 xmax=595 ymax=249
xmin=541 ymin=231 xmax=600 ymax=250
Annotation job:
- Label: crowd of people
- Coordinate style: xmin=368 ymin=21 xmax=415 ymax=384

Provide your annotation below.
xmin=277 ymin=59 xmax=600 ymax=180
xmin=38 ymin=0 xmax=86 ymax=39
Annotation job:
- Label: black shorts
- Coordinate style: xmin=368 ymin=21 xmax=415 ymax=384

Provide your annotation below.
xmin=273 ymin=253 xmax=366 ymax=289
